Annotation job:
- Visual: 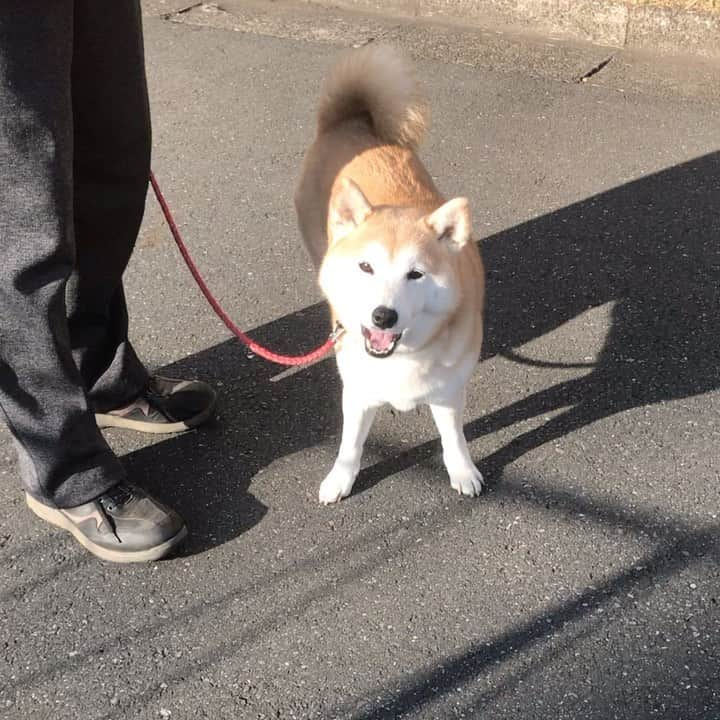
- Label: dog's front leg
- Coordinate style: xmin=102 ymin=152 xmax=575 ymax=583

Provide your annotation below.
xmin=429 ymin=395 xmax=483 ymax=497
xmin=319 ymin=390 xmax=377 ymax=505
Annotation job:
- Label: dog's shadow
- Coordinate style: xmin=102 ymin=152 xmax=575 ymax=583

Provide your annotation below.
xmin=126 ymin=152 xmax=720 ymax=554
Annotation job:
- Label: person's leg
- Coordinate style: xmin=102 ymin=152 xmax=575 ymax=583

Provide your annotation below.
xmin=0 ymin=2 xmax=186 ymax=562
xmin=0 ymin=1 xmax=124 ymax=508
xmin=67 ymin=0 xmax=151 ymax=412
xmin=68 ymin=0 xmax=217 ymax=433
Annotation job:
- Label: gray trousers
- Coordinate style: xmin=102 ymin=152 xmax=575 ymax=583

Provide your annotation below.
xmin=0 ymin=1 xmax=151 ymax=508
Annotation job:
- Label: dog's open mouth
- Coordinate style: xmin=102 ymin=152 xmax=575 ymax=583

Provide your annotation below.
xmin=361 ymin=326 xmax=402 ymax=358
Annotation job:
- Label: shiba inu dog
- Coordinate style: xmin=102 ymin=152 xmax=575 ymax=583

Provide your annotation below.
xmin=295 ymin=44 xmax=485 ymax=504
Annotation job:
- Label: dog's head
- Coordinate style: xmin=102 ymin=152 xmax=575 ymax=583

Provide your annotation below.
xmin=319 ymin=178 xmax=472 ymax=358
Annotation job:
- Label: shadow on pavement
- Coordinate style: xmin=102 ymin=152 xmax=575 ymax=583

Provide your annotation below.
xmin=123 ymin=152 xmax=720 ymax=557
xmin=122 ymin=301 xmax=340 ymax=555
xmin=479 ymin=150 xmax=720 ymax=478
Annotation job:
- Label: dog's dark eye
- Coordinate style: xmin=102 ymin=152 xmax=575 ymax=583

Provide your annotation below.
xmin=359 ymin=262 xmax=374 ymax=274
xmin=407 ymin=269 xmax=424 ymax=280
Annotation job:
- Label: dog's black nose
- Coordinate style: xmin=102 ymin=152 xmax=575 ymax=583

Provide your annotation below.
xmin=372 ymin=306 xmax=398 ymax=329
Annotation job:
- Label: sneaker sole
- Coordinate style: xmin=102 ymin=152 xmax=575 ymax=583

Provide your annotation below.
xmin=94 ymin=403 xmax=215 ymax=434
xmin=26 ymin=494 xmax=188 ymax=564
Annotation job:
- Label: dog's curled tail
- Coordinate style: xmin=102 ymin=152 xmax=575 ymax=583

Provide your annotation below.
xmin=317 ymin=44 xmax=428 ymax=148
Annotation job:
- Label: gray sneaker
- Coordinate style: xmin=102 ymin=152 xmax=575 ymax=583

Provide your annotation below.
xmin=95 ymin=375 xmax=217 ymax=434
xmin=26 ymin=484 xmax=187 ymax=563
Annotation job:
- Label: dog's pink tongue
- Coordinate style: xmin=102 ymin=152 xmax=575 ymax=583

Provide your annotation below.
xmin=369 ymin=330 xmax=395 ymax=351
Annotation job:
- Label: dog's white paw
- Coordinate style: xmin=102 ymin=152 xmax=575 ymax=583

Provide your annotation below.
xmin=448 ymin=463 xmax=484 ymax=497
xmin=318 ymin=466 xmax=355 ymax=505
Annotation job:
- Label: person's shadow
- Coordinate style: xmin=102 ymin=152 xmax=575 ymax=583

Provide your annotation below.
xmin=477 ymin=150 xmax=720 ymax=474
xmin=125 ymin=151 xmax=720 ymax=554
xmin=121 ymin=302 xmax=342 ymax=555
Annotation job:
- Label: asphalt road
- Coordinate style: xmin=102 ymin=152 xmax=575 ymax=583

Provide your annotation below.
xmin=1 ymin=2 xmax=719 ymax=718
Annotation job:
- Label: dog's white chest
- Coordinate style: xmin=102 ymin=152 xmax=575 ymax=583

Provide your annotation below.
xmin=336 ymin=341 xmax=472 ymax=411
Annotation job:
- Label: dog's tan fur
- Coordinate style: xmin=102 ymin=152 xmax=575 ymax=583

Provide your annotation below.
xmin=296 ymin=45 xmax=434 ymax=261
xmin=295 ymin=45 xmax=486 ymax=503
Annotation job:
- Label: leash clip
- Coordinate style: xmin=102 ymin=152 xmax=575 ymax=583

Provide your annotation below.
xmin=329 ymin=322 xmax=345 ymax=344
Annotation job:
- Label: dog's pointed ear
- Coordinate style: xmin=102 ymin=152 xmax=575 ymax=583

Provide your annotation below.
xmin=329 ymin=178 xmax=372 ymax=243
xmin=426 ymin=198 xmax=471 ymax=251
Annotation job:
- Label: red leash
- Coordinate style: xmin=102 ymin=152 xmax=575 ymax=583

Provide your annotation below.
xmin=149 ymin=171 xmax=339 ymax=367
